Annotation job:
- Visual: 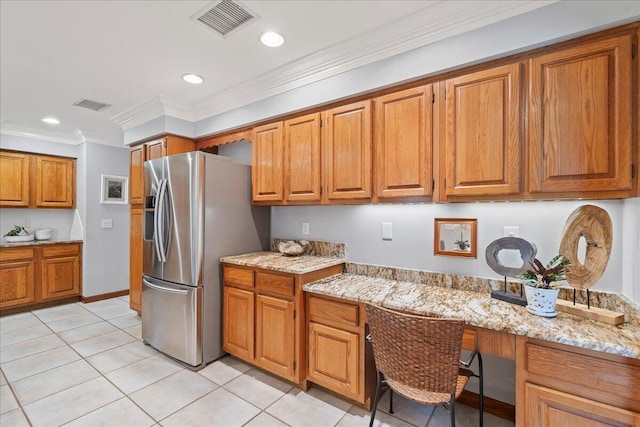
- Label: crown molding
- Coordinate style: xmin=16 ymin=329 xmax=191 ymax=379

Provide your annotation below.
xmin=111 ymin=96 xmax=194 ymax=131
xmin=0 ymin=122 xmax=83 ymax=145
xmin=0 ymin=122 xmax=122 ymax=147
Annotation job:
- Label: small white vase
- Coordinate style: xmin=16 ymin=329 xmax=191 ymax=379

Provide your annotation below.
xmin=525 ymin=286 xmax=559 ymax=317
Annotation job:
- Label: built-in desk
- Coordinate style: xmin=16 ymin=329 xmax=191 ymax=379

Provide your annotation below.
xmin=304 ymin=273 xmax=640 ymax=425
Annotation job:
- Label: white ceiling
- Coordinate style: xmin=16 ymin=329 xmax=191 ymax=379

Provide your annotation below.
xmin=0 ymin=0 xmax=555 ymax=147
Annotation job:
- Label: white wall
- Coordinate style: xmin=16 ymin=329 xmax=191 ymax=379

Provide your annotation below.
xmin=0 ymin=134 xmax=131 ymax=297
xmin=81 ymin=142 xmax=130 ymax=297
xmin=622 ymin=198 xmax=640 ymax=303
xmin=271 ymin=201 xmax=632 ymax=296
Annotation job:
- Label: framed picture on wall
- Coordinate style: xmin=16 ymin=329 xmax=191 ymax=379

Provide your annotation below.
xmin=434 ymin=218 xmax=477 ymax=258
xmin=100 ymin=174 xmax=128 ymax=204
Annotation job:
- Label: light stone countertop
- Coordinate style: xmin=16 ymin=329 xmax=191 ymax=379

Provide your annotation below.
xmin=0 ymin=239 xmax=83 ymax=248
xmin=220 ymin=251 xmax=346 ymax=275
xmin=303 ymin=273 xmax=640 ymax=359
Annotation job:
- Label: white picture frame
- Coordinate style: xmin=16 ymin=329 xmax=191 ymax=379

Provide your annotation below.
xmin=100 ymin=174 xmax=128 ymax=204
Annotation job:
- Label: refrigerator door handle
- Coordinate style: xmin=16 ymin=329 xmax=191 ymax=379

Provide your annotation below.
xmin=153 ymin=181 xmax=163 ymax=262
xmin=156 ymin=179 xmax=168 ymax=263
xmin=143 ymin=277 xmax=189 ymax=295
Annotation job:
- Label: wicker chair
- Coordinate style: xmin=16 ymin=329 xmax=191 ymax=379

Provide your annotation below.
xmin=365 ymin=304 xmax=483 ymax=427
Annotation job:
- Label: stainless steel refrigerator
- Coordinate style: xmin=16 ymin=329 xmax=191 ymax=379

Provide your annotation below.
xmin=141 ymin=151 xmax=269 ymax=370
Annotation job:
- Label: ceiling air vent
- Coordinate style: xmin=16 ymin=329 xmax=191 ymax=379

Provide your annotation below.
xmin=191 ymin=0 xmax=259 ymax=38
xmin=72 ymin=99 xmax=111 ymax=112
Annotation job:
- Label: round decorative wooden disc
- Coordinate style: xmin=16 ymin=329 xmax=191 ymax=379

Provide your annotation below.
xmin=485 ymin=237 xmax=537 ymax=278
xmin=559 ymin=205 xmax=612 ymax=290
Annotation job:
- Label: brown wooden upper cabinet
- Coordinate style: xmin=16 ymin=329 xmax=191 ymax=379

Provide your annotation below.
xmin=528 ymin=32 xmax=634 ymax=197
xmin=35 ymin=155 xmax=75 ymax=208
xmin=252 ymin=122 xmax=284 ymax=203
xmin=0 ymin=151 xmax=75 ymax=208
xmin=0 ymin=151 xmax=30 ymax=207
xmin=284 ymin=113 xmax=321 ymax=203
xmin=129 ymin=145 xmax=145 ymax=205
xmin=322 ymin=100 xmax=373 ymax=202
xmin=440 ymin=63 xmax=522 ymax=199
xmin=374 ymin=85 xmax=433 ymax=199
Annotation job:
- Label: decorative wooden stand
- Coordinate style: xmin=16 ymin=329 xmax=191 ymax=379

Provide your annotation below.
xmin=557 ymin=205 xmax=623 ymax=326
xmin=555 ymin=299 xmax=624 ymax=325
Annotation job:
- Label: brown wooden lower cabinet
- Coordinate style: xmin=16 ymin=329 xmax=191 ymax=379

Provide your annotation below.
xmin=223 ymin=286 xmax=255 ymax=361
xmin=516 ymin=336 xmax=640 ymax=426
xmin=222 ymin=262 xmax=344 ymax=385
xmin=306 ymin=294 xmax=370 ymax=405
xmin=40 ymin=244 xmax=81 ymax=300
xmin=0 ymin=248 xmax=36 ymax=308
xmin=129 ymin=206 xmax=143 ymax=312
xmin=0 ymin=243 xmax=82 ymax=311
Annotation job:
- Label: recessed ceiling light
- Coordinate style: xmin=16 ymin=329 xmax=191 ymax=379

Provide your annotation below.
xmin=182 ymin=73 xmax=204 ymax=84
xmin=260 ymin=31 xmax=284 ymax=47
xmin=42 ymin=117 xmax=60 ymax=125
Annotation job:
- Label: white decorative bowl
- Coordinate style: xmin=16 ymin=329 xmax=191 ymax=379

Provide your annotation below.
xmin=5 ymin=235 xmax=35 ymax=243
xmin=35 ymin=229 xmax=52 ymax=240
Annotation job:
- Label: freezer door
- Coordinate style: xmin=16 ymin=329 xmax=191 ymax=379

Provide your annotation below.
xmin=143 ymin=157 xmax=165 ymax=279
xmin=163 ymin=153 xmax=204 ymax=287
xmin=141 ymin=276 xmax=202 ymax=367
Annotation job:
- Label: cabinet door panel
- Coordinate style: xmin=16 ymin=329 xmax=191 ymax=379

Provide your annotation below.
xmin=223 ymin=286 xmax=255 ymax=361
xmin=323 ymin=100 xmax=372 ymax=200
xmin=145 ymin=140 xmax=165 ymax=160
xmin=525 ymin=383 xmax=640 ymax=426
xmin=375 ymin=86 xmax=433 ymax=199
xmin=256 ymin=294 xmax=295 ymax=380
xmin=0 ymin=260 xmax=36 ymax=308
xmin=284 ymin=113 xmax=321 ymax=202
xmin=41 ymin=256 xmax=80 ymax=300
xmin=528 ymin=34 xmax=633 ymax=194
xmin=308 ymin=322 xmax=359 ymax=398
xmin=129 ymin=146 xmax=145 ymax=205
xmin=130 ymin=207 xmax=143 ymax=312
xmin=252 ymin=122 xmax=284 ymax=202
xmin=0 ymin=152 xmax=30 ymax=207
xmin=443 ymin=63 xmax=522 ymax=197
xmin=35 ymin=156 xmax=74 ymax=207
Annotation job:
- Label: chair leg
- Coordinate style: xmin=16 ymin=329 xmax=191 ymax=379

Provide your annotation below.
xmin=369 ymin=370 xmax=384 ymax=427
xmin=389 ymin=389 xmax=394 ymax=414
xmin=477 ymin=353 xmax=484 ymax=427
xmin=450 ymin=393 xmax=456 ymax=427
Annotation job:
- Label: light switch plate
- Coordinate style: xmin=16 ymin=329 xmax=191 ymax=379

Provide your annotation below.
xmin=302 ymin=222 xmax=309 ymax=236
xmin=101 ymin=219 xmax=113 ymax=229
xmin=382 ymin=222 xmax=392 ymax=240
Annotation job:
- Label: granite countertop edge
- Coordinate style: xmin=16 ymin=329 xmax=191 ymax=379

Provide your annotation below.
xmin=220 ymin=251 xmax=347 ymax=275
xmin=303 ymin=273 xmax=640 ymax=360
xmin=0 ymin=239 xmax=84 ymax=248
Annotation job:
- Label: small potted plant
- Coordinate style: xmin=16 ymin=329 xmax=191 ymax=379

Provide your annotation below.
xmin=519 ymin=255 xmax=570 ymax=317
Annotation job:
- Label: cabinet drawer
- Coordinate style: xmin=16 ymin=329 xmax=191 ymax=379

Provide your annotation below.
xmin=224 ymin=265 xmax=254 ymax=288
xmin=256 ymin=272 xmax=294 ymax=298
xmin=308 ymin=295 xmax=359 ymax=328
xmin=42 ymin=244 xmax=80 ymax=258
xmin=524 ymin=342 xmax=640 ymax=409
xmin=0 ymin=248 xmax=35 ymax=262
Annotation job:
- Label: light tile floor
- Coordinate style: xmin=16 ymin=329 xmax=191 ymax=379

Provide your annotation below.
xmin=0 ymin=297 xmax=515 ymax=427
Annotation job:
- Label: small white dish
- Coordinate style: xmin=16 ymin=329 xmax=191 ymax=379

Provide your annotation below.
xmin=35 ymin=228 xmax=52 ymax=240
xmin=5 ymin=235 xmax=35 ymax=242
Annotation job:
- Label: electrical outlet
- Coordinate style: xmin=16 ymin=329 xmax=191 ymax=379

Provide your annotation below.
xmin=101 ymin=219 xmax=113 ymax=229
xmin=382 ymin=222 xmax=392 ymax=240
xmin=302 ymin=222 xmax=309 ymax=236
xmin=504 ymin=226 xmax=519 ymax=237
